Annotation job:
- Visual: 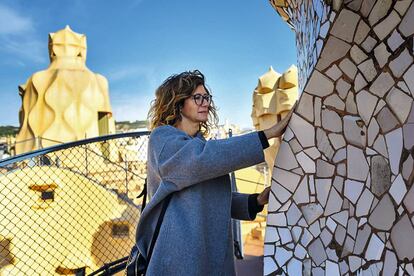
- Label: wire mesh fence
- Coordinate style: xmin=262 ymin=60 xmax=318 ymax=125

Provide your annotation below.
xmin=0 ymin=132 xmax=150 ymax=275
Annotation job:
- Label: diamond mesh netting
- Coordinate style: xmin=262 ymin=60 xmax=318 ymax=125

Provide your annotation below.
xmin=0 ymin=132 xmax=150 ymax=275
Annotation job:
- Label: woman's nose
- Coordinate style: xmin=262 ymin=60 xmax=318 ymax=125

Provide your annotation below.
xmin=201 ymin=99 xmax=210 ymax=107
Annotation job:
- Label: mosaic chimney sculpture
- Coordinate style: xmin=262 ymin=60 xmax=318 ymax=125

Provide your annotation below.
xmin=251 ymin=66 xmax=298 ymax=179
xmin=264 ymin=0 xmax=414 ymax=275
xmin=15 ymin=26 xmax=115 ymax=154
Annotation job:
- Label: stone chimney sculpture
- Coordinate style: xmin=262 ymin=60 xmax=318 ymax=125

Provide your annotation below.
xmin=16 ymin=26 xmax=115 ymax=154
xmin=251 ymin=65 xmax=298 ymax=180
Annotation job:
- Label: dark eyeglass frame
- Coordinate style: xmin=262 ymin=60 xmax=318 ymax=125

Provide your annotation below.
xmin=191 ymin=93 xmax=213 ymax=106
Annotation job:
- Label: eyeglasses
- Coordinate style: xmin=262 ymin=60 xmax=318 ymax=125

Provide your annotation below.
xmin=192 ymin=94 xmax=213 ymax=106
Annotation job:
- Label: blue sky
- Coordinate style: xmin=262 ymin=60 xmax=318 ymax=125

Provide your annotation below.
xmin=0 ymin=0 xmax=296 ymax=128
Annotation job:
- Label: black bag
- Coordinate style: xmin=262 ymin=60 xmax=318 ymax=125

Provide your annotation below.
xmin=125 ymin=181 xmax=172 ymax=276
xmin=124 ymin=245 xmax=147 ymax=276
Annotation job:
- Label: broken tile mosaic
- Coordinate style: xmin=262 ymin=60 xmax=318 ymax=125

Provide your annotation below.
xmin=266 ymin=0 xmax=414 ymax=274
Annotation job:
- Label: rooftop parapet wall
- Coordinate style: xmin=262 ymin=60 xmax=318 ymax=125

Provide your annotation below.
xmin=265 ymin=0 xmax=414 ymax=275
xmin=0 ymin=132 xmax=149 ymax=275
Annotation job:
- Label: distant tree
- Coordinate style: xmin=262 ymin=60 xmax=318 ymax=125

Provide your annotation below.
xmin=115 ymin=120 xmax=148 ymax=131
xmin=0 ymin=126 xmax=19 ymax=136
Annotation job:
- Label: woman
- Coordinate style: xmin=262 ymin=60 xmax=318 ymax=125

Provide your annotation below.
xmin=134 ymin=70 xmax=293 ymax=275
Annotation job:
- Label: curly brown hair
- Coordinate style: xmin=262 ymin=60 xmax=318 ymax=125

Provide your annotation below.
xmin=148 ymin=70 xmax=219 ymax=135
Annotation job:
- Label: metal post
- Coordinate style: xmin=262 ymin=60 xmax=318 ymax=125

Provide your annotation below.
xmin=264 ymin=165 xmax=269 ymax=188
xmin=125 ymin=154 xmax=128 ymax=195
xmin=85 ymin=145 xmax=88 ymax=175
xmin=229 ymin=128 xmax=244 ymax=259
xmin=38 ymin=136 xmax=42 ymax=149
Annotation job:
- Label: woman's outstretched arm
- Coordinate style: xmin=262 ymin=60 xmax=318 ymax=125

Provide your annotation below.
xmin=152 ymin=126 xmax=264 ymax=190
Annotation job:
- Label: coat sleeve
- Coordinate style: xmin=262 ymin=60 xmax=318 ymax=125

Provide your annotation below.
xmin=231 ymin=192 xmax=252 ymax=220
xmin=231 ymin=192 xmax=264 ymax=220
xmin=152 ymin=126 xmax=264 ymax=190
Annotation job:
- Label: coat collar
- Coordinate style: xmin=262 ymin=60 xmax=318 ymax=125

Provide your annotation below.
xmin=195 ymin=131 xmax=206 ymax=141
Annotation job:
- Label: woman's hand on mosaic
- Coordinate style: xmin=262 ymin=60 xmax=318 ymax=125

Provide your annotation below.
xmin=257 ymin=187 xmax=271 ymax=206
xmin=263 ymin=101 xmax=297 ymax=139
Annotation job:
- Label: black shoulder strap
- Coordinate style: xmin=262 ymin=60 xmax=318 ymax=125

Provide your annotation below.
xmin=146 ymin=193 xmax=172 ymax=263
xmin=136 ymin=179 xmax=148 ymax=213
xmin=137 ymin=178 xmax=173 ymax=266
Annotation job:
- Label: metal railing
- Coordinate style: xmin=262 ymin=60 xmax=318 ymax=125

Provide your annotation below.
xmin=0 ymin=131 xmax=150 ymax=275
xmin=5 ymin=136 xmax=66 ymax=157
xmin=0 ymin=129 xmax=270 ymax=275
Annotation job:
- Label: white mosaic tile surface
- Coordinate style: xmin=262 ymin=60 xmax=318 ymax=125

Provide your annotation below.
xmin=266 ymin=0 xmax=414 ymax=275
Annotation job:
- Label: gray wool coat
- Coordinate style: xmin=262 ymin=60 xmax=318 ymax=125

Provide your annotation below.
xmin=135 ymin=125 xmax=265 ymax=275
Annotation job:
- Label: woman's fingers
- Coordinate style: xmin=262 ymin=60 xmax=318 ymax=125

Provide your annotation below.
xmin=281 ymin=101 xmax=297 ymax=125
xmin=257 ymin=187 xmax=271 ymax=206
xmin=263 ymin=101 xmax=298 ymax=139
xmin=274 ymin=101 xmax=297 ymax=137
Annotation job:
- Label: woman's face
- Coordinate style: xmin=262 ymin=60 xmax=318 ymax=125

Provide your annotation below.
xmin=180 ymin=84 xmax=211 ymax=124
